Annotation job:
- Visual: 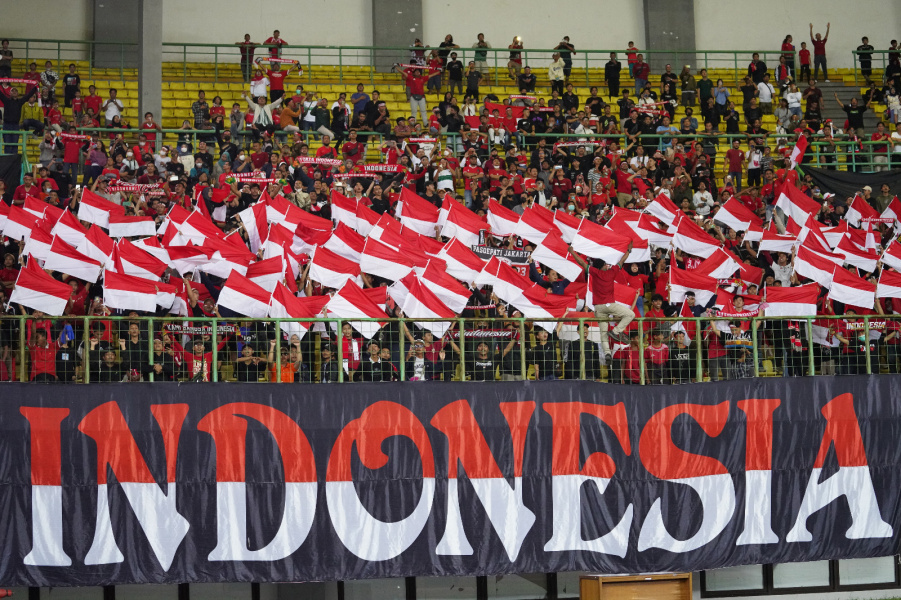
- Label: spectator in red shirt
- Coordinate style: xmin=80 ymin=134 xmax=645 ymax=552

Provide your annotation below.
xmin=725 ymin=139 xmax=745 ymax=190
xmin=27 ymin=329 xmax=61 ymax=382
xmin=798 ymin=42 xmax=811 ymax=82
xmin=83 ymin=85 xmax=102 ymax=118
xmin=809 ymin=22 xmax=830 ymax=81
xmin=644 ymin=330 xmax=670 ymax=384
xmin=398 ymin=65 xmax=433 ymax=124
xmin=341 ymin=129 xmax=366 ymax=164
xmin=266 ymin=61 xmax=296 ymax=103
xmin=235 ymin=33 xmax=258 ymax=82
xmin=633 ymin=54 xmax=650 ymax=95
xmin=263 ymin=30 xmax=287 ymax=58
xmin=12 ymin=172 xmax=38 ymax=204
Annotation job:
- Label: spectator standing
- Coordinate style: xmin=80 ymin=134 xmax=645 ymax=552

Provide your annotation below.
xmin=633 ymin=54 xmax=650 ymax=96
xmin=62 ymin=64 xmax=80 ymax=109
xmin=446 ymin=53 xmax=464 ymax=96
xmin=857 ymin=36 xmax=875 ymax=84
xmin=757 ymin=73 xmax=775 ymax=114
xmin=0 ymin=83 xmax=38 ymax=154
xmin=263 ymin=30 xmax=287 ymax=58
xmin=235 ymin=34 xmax=258 ymax=83
xmin=102 ymin=89 xmax=123 ymax=127
xmin=548 ymin=54 xmax=565 ymax=96
xmin=680 ymin=65 xmax=696 ymax=107
xmin=507 ymin=37 xmax=523 ymax=81
xmin=798 ymin=42 xmax=811 ymax=82
xmin=39 ymin=61 xmax=59 ymax=103
xmin=554 ymin=36 xmax=576 ymax=82
xmin=464 ymin=62 xmax=483 ymax=102
xmin=605 ymin=52 xmax=622 ymax=98
xmin=0 ymin=40 xmax=12 ymax=79
xmin=809 ymin=22 xmax=830 ymax=81
xmin=191 ymin=90 xmax=210 ymax=129
xmin=781 ymin=34 xmax=795 ymax=74
xmin=472 ymin=33 xmax=491 ymax=73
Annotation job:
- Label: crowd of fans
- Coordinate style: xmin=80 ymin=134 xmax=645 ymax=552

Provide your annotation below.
xmin=1 ymin=30 xmax=901 ymax=384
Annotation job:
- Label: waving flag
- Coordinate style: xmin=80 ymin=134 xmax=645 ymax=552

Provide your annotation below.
xmin=9 ymin=258 xmax=72 ymax=315
xmin=759 ymin=229 xmax=798 ymax=253
xmin=165 ymin=245 xmax=209 ymax=277
xmin=437 ymin=238 xmax=485 ymax=283
xmin=77 ymin=189 xmax=124 ymax=227
xmin=76 ymin=225 xmax=116 ymax=267
xmin=775 ymin=183 xmax=821 ymax=223
xmin=440 ymin=200 xmax=484 ymax=247
xmin=23 ymin=221 xmax=54 ymax=260
xmin=133 ymin=236 xmax=171 ymax=263
xmin=694 ymin=247 xmax=742 ymax=279
xmin=531 ymin=233 xmax=583 ymax=281
xmin=671 ymin=216 xmax=720 ymax=258
xmin=669 ymin=267 xmax=718 ymax=305
xmin=360 ymin=237 xmax=417 ymax=281
xmin=323 ymin=223 xmax=365 ymax=262
xmin=876 ymin=269 xmax=901 ymax=299
xmin=237 ymin=203 xmax=269 ymax=253
xmin=51 ymin=209 xmax=89 ymax=248
xmin=330 ymin=191 xmax=358 ymax=229
xmin=553 ymin=209 xmax=582 ymax=243
xmin=845 ymin=194 xmax=882 ymax=227
xmin=43 ymin=237 xmax=102 ymax=283
xmin=368 ymin=212 xmax=405 ymax=249
xmin=670 ymin=300 xmax=698 ymax=343
xmin=514 ymin=204 xmax=555 ymax=244
xmin=715 ymin=197 xmax=763 ymax=232
xmin=218 ymin=271 xmax=273 ymax=318
xmin=486 ymin=199 xmax=519 ymax=237
xmin=474 ymin=256 xmax=531 ymax=304
xmin=246 ymin=256 xmax=285 ymax=293
xmin=113 ymin=238 xmax=167 ymax=280
xmin=763 ymin=283 xmax=819 ymax=317
xmin=355 ymin=202 xmax=381 ymax=237
xmin=398 ymin=188 xmax=440 ymax=236
xmin=308 ymin=246 xmax=362 ymax=289
xmin=421 ymin=261 xmax=471 ymax=313
xmin=571 ymin=218 xmax=632 ymax=263
xmin=3 ymin=204 xmax=40 ymax=241
xmin=326 ymin=281 xmax=387 ymax=339
xmin=629 ymin=214 xmax=673 ymax=248
xmin=397 ymin=275 xmax=456 ymax=338
xmin=645 ymin=193 xmax=681 ymax=226
xmin=881 ymin=240 xmax=901 ymax=271
xmin=102 ymin=269 xmax=160 ymax=313
xmin=268 ymin=283 xmax=329 ymax=337
xmin=793 ymin=245 xmax=841 ymax=286
xmin=788 ymin=134 xmax=808 ymax=169
xmin=511 ymin=283 xmax=577 ymax=332
xmin=108 ymin=214 xmax=157 ymax=238
xmin=828 ymin=266 xmax=875 ymax=309
xmin=836 ymin=235 xmax=878 ymax=272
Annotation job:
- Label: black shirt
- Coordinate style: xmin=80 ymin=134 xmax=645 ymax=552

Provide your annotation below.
xmin=843 ymin=105 xmax=866 ymax=129
xmin=465 ymin=70 xmax=482 ymax=89
xmin=661 ymin=72 xmax=678 ymax=97
xmin=236 ymin=358 xmax=266 ymax=382
xmin=562 ymin=92 xmax=579 ymax=112
xmin=517 ymin=73 xmax=537 ymax=93
xmin=605 ymin=60 xmax=622 ymax=81
xmin=447 ymin=60 xmax=464 ymax=81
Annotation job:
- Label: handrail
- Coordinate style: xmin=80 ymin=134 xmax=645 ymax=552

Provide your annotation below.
xmin=1 ymin=313 xmax=893 ymax=384
xmin=850 ymin=49 xmax=900 ymax=85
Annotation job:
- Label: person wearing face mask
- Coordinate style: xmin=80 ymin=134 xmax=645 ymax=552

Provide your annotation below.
xmin=232 ymin=150 xmax=253 ymax=173
xmin=120 ymin=150 xmax=139 ymax=173
xmin=153 ymin=145 xmax=172 ymax=172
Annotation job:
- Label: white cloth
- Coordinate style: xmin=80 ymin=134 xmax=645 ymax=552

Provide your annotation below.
xmin=757 ymin=82 xmax=775 ymax=103
xmin=785 ymin=91 xmax=802 ymax=109
xmin=103 ymin=98 xmax=123 ymax=121
xmin=548 ymin=59 xmax=565 ymax=82
xmin=250 ymin=77 xmax=269 ymax=98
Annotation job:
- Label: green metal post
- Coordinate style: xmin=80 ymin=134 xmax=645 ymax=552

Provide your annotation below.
xmin=579 ymin=318 xmax=586 ymax=381
xmin=399 ymin=317 xmax=406 ymax=381
xmin=211 ymin=318 xmax=219 ymax=382
xmin=458 ymin=318 xmax=465 ymax=382
xmin=276 ymin=319 xmax=283 ymax=382
xmin=183 ymin=46 xmax=187 ymax=85
xmin=82 ymin=316 xmax=90 ymax=384
xmin=864 ymin=316 xmax=872 ymax=375
xmin=584 ymin=52 xmax=589 ymax=88
xmin=147 ymin=318 xmax=155 ymax=382
xmin=336 ymin=319 xmax=344 ymax=383
xmin=695 ymin=317 xmax=704 ymax=382
xmin=853 ymin=52 xmax=858 ymax=86
xmin=89 ymin=41 xmax=93 ymax=78
xmin=19 ymin=316 xmax=26 ymax=383
xmin=519 ymin=319 xmax=527 ymax=380
xmin=214 ymin=46 xmax=219 ymax=84
xmin=638 ymin=320 xmax=645 ymax=385
xmin=307 ymin=48 xmax=312 ymax=85
xmin=752 ymin=318 xmax=760 ymax=378
xmin=338 ymin=49 xmax=343 ymax=84
xmin=120 ymin=44 xmax=124 ymax=80
xmin=807 ymin=318 xmax=816 ymax=376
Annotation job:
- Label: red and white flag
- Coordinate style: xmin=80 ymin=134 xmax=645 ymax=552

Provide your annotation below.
xmin=399 ymin=188 xmax=440 ymax=236
xmin=108 ymin=214 xmax=157 ymax=238
xmin=437 ymin=237 xmax=485 ymax=283
xmin=738 ymin=261 xmax=765 ymax=288
xmin=514 ymin=204 xmax=555 ymax=244
xmin=822 ymin=220 xmax=849 ymax=249
xmin=758 ymin=229 xmax=798 ymax=253
xmin=553 ymin=210 xmax=582 ymax=243
xmin=715 ymin=197 xmax=763 ymax=232
xmin=881 ymin=240 xmax=901 ymax=272
xmin=510 ymin=283 xmax=576 ymax=332
xmin=628 ymin=213 xmax=673 ymax=248
xmin=474 ymin=256 xmax=531 ymax=304
xmin=775 ymin=182 xmax=821 ymax=223
xmin=217 ymin=270 xmax=273 ymax=318
xmin=397 ymin=275 xmax=456 ymax=338
xmin=845 ymin=194 xmax=882 ymax=227
xmin=836 ymin=235 xmax=878 ymax=272
xmin=0 ymin=201 xmax=8 ymax=232
xmin=268 ymin=283 xmax=329 ymax=338
xmin=323 ymin=222 xmax=365 ymax=262
xmin=76 ymin=225 xmax=116 ymax=266
xmin=671 ymin=216 xmax=720 ymax=258
xmin=360 ymin=237 xmax=417 ymax=281
xmin=330 ymin=190 xmax=358 ymax=229
xmin=793 ymin=245 xmax=842 ymax=286
xmin=669 ymin=267 xmax=718 ymax=305
xmin=694 ymin=247 xmax=742 ymax=279
xmin=292 ymin=220 xmax=332 ymax=256
xmin=670 ymin=300 xmax=698 ymax=344
xmin=828 ymin=265 xmax=875 ymax=309
xmin=50 ymin=209 xmax=89 ymax=248
xmin=486 ymin=199 xmax=520 ymax=237
xmin=23 ymin=222 xmax=54 ymax=260
xmin=246 ymin=256 xmax=285 ymax=293
xmin=355 ymin=202 xmax=381 ymax=237
xmin=9 ymin=258 xmax=72 ymax=315
xmin=763 ymin=283 xmax=819 ymax=317
xmin=134 ymin=235 xmax=171 ymax=263
xmin=165 ymin=245 xmax=209 ymax=277
xmin=102 ymin=269 xmax=159 ymax=313
xmin=788 ymin=134 xmax=808 ymax=169
xmin=571 ymin=218 xmax=632 ymax=263
xmin=881 ymin=196 xmax=901 ymax=232
xmin=531 ymin=232 xmax=583 ymax=281
xmin=77 ymin=189 xmax=124 ymax=227
xmin=198 ymin=244 xmax=252 ymax=279
xmin=876 ymin=269 xmax=901 ymax=299
xmin=440 ymin=200 xmax=484 ymax=247
xmin=3 ymin=204 xmax=40 ymax=241
xmin=113 ymin=238 xmax=167 ymax=280
xmin=420 ymin=260 xmax=471 ymax=313
xmin=23 ymin=196 xmax=61 ymax=222
xmin=645 ymin=193 xmax=681 ymax=226
xmin=326 ymin=281 xmax=387 ymax=339
xmin=368 ymin=212 xmax=405 ymax=249
xmin=308 ymin=245 xmax=361 ymax=289
xmin=237 ymin=203 xmax=269 ymax=253
xmin=43 ymin=237 xmax=102 ymax=283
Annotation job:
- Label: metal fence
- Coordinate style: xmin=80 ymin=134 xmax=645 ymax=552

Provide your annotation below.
xmin=0 ymin=314 xmax=895 ymax=385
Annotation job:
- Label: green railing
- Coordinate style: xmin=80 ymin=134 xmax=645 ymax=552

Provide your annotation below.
xmin=1 ymin=37 xmax=138 ymax=81
xmin=851 ymin=50 xmax=899 ymax=85
xmin=1 ymin=314 xmax=894 ymax=385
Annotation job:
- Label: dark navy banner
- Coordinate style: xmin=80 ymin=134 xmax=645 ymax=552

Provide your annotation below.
xmin=1 ymin=376 xmax=901 ymax=586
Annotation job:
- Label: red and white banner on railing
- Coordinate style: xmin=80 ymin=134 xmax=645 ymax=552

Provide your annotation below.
xmin=0 ymin=78 xmax=36 ymax=85
xmin=363 ymin=164 xmax=407 ymax=173
xmin=509 ymin=95 xmax=538 ymax=101
xmin=58 ymin=133 xmax=92 ymax=142
xmin=332 ymin=173 xmax=379 ymax=180
xmin=107 ymin=184 xmax=165 ymax=195
xmin=295 ymin=156 xmax=343 ymax=166
xmin=554 ymin=140 xmax=606 ymax=150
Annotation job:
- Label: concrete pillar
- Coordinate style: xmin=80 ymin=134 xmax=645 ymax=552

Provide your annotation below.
xmin=643 ymin=0 xmax=696 ymax=74
xmin=138 ymin=0 xmax=163 ymax=127
xmin=371 ymin=0 xmax=423 ymax=73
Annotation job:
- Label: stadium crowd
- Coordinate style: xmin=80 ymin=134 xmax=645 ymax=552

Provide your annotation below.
xmin=1 ymin=30 xmax=901 ymax=384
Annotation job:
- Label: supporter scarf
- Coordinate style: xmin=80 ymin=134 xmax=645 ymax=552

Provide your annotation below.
xmin=407 ymin=137 xmax=438 ymax=144
xmin=0 ymin=78 xmax=35 ymax=85
xmin=58 ymin=133 xmax=91 ymax=141
xmin=364 ymin=164 xmax=407 ymax=173
xmin=255 ymin=57 xmax=298 ymax=65
xmin=233 ymin=173 xmax=276 ymax=182
xmin=108 ymin=184 xmax=163 ymax=194
xmin=715 ymin=308 xmax=761 ymax=318
xmin=509 ymin=95 xmax=537 ymax=101
xmin=396 ymin=63 xmax=442 ymax=71
xmin=295 ymin=156 xmax=342 ymax=166
xmin=332 ymin=173 xmax=377 ymax=179
xmin=554 ymin=141 xmax=605 ymax=150
xmin=862 ymin=217 xmax=895 ymax=224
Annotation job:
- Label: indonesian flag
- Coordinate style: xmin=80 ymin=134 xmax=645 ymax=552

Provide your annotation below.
xmin=23 ymin=222 xmax=54 ymax=260
xmin=323 ymin=222 xmax=365 ymax=262
xmin=743 ymin=222 xmax=764 ymax=243
xmin=360 ymin=237 xmax=416 ymax=281
xmin=553 ymin=210 xmax=582 ymax=243
xmin=261 ymin=222 xmax=294 ymax=259
xmin=368 ymin=212 xmax=405 ymax=249
xmin=775 ymin=183 xmax=821 ymax=223
xmin=629 ymin=214 xmax=673 ymax=248
xmin=293 ymin=220 xmax=332 ymax=256
xmin=165 ymin=245 xmax=209 ymax=277
xmin=43 ymin=237 xmax=102 ymax=283
xmin=420 ymin=260 xmax=471 ymax=313
xmin=694 ymin=247 xmax=742 ymax=279
xmin=738 ymin=261 xmax=764 ymax=288
xmin=759 ymin=229 xmax=798 ymax=253
xmin=571 ymin=218 xmax=632 ymax=263
xmin=715 ymin=197 xmax=763 ymax=232
xmin=268 ymin=283 xmax=329 ymax=338
xmin=822 ymin=220 xmax=849 ymax=249
xmin=244 ymin=256 xmax=284 ymax=293
xmin=616 ymin=227 xmax=651 ymax=263
xmin=558 ymin=311 xmax=601 ymax=342
xmin=514 ymin=204 xmax=555 ymax=244
xmin=237 ymin=203 xmax=269 ymax=252
xmin=131 ymin=237 xmax=169 ymax=263
xmin=671 ymin=216 xmax=720 ymax=258
xmin=51 ymin=209 xmax=89 ymax=247
xmin=487 ymin=199 xmax=520 ymax=237
xmin=881 ymin=196 xmax=901 ymax=232
xmin=845 ymin=194 xmax=882 ymax=227
xmin=102 ymin=269 xmax=159 ymax=312
xmin=9 ymin=258 xmax=72 ymax=315
xmin=23 ymin=196 xmax=57 ymax=221
xmin=330 ymin=191 xmax=358 ymax=229
xmin=764 ymin=283 xmax=819 ymax=317
xmin=531 ymin=233 xmax=583 ymax=281
xmin=108 ymin=214 xmax=157 ymax=238
xmin=877 ymin=269 xmax=901 ymax=299
xmin=363 ymin=286 xmax=388 ymax=311
xmin=605 ymin=206 xmax=642 ymax=230
xmin=157 ymin=204 xmax=191 ymax=239
xmin=511 ymin=283 xmax=576 ymax=332
xmin=3 ymin=204 xmax=40 ymax=241
xmin=788 ymin=134 xmax=808 ymax=169
xmin=397 ymin=275 xmax=456 ymax=338
xmin=399 ymin=188 xmax=440 ymax=236
xmin=0 ymin=201 xmax=7 ymax=233
xmin=836 ymin=235 xmax=878 ymax=272
xmin=176 ymin=209 xmax=227 ymax=246
xmin=474 ymin=256 xmax=531 ymax=304
xmin=77 ymin=189 xmax=124 ymax=227
xmin=828 ymin=265 xmax=875 ymax=309
xmin=670 ymin=300 xmax=698 ymax=344
xmin=198 ymin=245 xmax=252 ymax=279
xmin=793 ymin=245 xmax=841 ymax=286
xmin=440 ymin=200 xmax=484 ymax=247
xmin=645 ymin=193 xmax=681 ymax=226
xmin=881 ymin=240 xmax=901 ymax=271
xmin=352 ymin=203 xmax=379 ymax=238
xmin=326 ymin=281 xmax=387 ymax=339
xmin=296 ymin=207 xmax=334 ymax=234
xmin=437 ymin=237 xmax=485 ymax=282
xmin=113 ymin=238 xmax=167 ymax=280
xmin=76 ymin=225 xmax=115 ymax=266
xmin=669 ymin=267 xmax=718 ymax=305
xmin=218 ymin=271 xmax=273 ymax=318
xmin=308 ymin=245 xmax=362 ymax=289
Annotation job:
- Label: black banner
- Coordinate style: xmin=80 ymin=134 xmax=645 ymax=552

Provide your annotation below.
xmin=804 ymin=165 xmax=901 ymax=200
xmin=2 ymin=377 xmax=901 ymax=586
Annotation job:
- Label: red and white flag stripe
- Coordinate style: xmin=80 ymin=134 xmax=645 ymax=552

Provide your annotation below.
xmin=10 ymin=259 xmax=72 ymax=315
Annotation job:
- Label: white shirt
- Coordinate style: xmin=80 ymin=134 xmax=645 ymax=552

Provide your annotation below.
xmin=250 ymin=76 xmax=269 ymax=98
xmin=757 ymin=82 xmax=775 ymax=103
xmin=693 ymin=190 xmax=714 ymax=215
xmin=629 ymin=155 xmax=649 ymax=171
xmin=785 ymin=91 xmax=802 ymax=108
xmin=746 ymin=149 xmax=762 ymax=169
xmin=892 ymin=131 xmax=901 ymax=153
xmin=103 ymin=98 xmax=123 ymax=121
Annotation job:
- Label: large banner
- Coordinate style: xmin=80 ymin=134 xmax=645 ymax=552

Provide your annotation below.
xmin=2 ymin=377 xmax=901 ymax=587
